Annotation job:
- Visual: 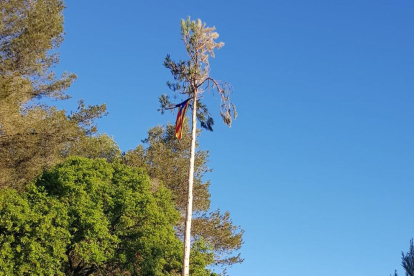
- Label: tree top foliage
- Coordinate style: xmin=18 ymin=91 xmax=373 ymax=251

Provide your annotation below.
xmin=0 ymin=0 xmax=73 ymax=104
xmin=390 ymin=239 xmax=414 ymax=276
xmin=160 ymin=17 xmax=237 ymax=131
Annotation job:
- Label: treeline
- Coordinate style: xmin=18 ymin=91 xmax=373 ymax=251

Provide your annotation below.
xmin=0 ymin=1 xmax=243 ymax=275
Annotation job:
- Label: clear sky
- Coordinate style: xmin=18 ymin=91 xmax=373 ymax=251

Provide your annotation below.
xmin=54 ymin=1 xmax=414 ymax=275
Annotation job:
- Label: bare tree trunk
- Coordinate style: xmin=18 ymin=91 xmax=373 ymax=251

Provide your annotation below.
xmin=182 ymin=91 xmax=197 ymax=276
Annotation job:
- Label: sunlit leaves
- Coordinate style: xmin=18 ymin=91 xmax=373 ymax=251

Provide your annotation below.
xmin=0 ymin=157 xmax=190 ymax=275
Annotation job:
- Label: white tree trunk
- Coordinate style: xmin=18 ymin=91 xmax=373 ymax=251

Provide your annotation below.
xmin=182 ymin=92 xmax=197 ymax=276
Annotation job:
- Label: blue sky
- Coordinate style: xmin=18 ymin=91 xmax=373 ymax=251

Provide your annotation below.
xmin=55 ymin=1 xmax=414 ymax=275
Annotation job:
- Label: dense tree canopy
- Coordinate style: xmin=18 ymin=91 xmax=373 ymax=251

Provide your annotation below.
xmin=0 ymin=188 xmax=69 ymax=275
xmin=0 ymin=157 xmax=220 ymax=275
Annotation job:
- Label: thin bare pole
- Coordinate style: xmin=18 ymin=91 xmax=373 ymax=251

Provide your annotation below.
xmin=182 ymin=90 xmax=198 ymax=276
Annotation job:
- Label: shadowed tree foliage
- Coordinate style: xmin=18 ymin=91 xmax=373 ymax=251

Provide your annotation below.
xmin=124 ymin=123 xmax=211 ymax=213
xmin=0 ymin=0 xmax=106 ymax=190
xmin=402 ymin=240 xmax=414 ymax=276
xmin=123 ymin=123 xmax=244 ymax=271
xmin=390 ymin=239 xmax=414 ymax=276
xmin=63 ymin=133 xmax=122 ymax=163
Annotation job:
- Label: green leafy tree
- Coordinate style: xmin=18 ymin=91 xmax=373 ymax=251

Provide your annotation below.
xmin=1 ymin=157 xmax=218 ymax=275
xmin=189 ymin=238 xmax=219 ymax=276
xmin=36 ymin=157 xmax=182 ymax=275
xmin=0 ymin=188 xmax=70 ymax=276
xmin=0 ymin=0 xmax=106 ymax=190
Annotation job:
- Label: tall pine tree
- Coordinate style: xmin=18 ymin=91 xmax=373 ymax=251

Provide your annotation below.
xmin=157 ymin=18 xmax=239 ymax=274
xmin=0 ymin=0 xmax=106 ymax=189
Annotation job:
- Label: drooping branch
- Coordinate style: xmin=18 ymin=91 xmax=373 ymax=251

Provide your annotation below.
xmin=199 ymin=77 xmax=237 ymax=127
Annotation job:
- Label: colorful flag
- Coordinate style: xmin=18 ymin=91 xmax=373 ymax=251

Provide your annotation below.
xmin=175 ymin=98 xmax=191 ymax=139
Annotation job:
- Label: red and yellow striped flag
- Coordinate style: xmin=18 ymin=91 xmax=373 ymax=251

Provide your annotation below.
xmin=175 ymin=98 xmax=191 ymax=139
